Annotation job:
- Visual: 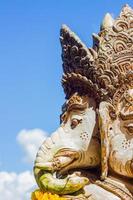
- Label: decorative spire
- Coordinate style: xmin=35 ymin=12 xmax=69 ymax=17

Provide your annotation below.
xmin=60 ymin=24 xmax=100 ymax=100
xmin=100 ymin=13 xmax=114 ymax=30
xmin=60 ymin=24 xmax=95 ymax=75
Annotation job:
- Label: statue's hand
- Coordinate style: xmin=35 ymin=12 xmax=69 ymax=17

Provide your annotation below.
xmin=35 ymin=148 xmax=79 ymax=172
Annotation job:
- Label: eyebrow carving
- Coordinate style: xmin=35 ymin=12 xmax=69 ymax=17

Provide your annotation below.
xmin=120 ymin=110 xmax=133 ymax=120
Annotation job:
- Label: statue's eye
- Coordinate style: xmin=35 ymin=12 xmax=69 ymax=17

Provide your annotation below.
xmin=125 ymin=123 xmax=133 ymax=135
xmin=71 ymin=118 xmax=82 ymax=129
xmin=109 ymin=110 xmax=117 ymax=120
xmin=128 ymin=127 xmax=133 ymax=133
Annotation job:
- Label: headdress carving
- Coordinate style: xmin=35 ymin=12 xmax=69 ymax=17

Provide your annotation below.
xmin=60 ymin=25 xmax=101 ymax=101
xmin=60 ymin=4 xmax=133 ymax=105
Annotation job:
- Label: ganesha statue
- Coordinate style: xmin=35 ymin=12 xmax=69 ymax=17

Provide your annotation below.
xmin=32 ymin=4 xmax=133 ymax=200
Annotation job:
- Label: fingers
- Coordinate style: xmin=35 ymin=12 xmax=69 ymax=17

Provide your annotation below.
xmin=35 ymin=161 xmax=53 ymax=171
xmin=54 ymin=149 xmax=79 ymax=160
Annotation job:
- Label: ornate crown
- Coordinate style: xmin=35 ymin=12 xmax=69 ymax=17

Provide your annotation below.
xmin=60 ymin=4 xmax=133 ymax=104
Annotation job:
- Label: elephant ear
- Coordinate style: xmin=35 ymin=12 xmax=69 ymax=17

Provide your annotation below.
xmin=99 ymin=101 xmax=114 ymax=180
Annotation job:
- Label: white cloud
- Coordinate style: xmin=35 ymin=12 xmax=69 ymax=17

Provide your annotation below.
xmin=0 ymin=171 xmax=36 ymax=200
xmin=17 ymin=129 xmax=48 ymax=163
xmin=0 ymin=129 xmax=48 ymax=199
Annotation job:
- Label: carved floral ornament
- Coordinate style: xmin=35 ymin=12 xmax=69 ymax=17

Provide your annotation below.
xmin=32 ymin=4 xmax=133 ymax=200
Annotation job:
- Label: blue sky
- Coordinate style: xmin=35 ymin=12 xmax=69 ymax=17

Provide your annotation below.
xmin=0 ymin=0 xmax=132 ymax=199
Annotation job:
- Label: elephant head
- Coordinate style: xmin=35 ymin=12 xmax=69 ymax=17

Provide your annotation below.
xmin=34 ymin=93 xmax=100 ymax=194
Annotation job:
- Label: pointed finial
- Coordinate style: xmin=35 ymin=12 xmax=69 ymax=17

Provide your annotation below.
xmin=61 ymin=24 xmax=69 ymax=31
xmin=100 ymin=13 xmax=114 ymax=30
xmin=120 ymin=4 xmax=133 ymax=16
xmin=122 ymin=4 xmax=132 ymax=10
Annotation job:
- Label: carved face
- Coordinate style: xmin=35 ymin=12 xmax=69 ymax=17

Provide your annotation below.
xmin=50 ymin=93 xmax=100 ymax=171
xmin=35 ymin=93 xmax=100 ymax=173
xmin=99 ymin=88 xmax=133 ymax=178
xmin=107 ymin=89 xmax=133 ymax=140
xmin=118 ymin=89 xmax=133 ymax=140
